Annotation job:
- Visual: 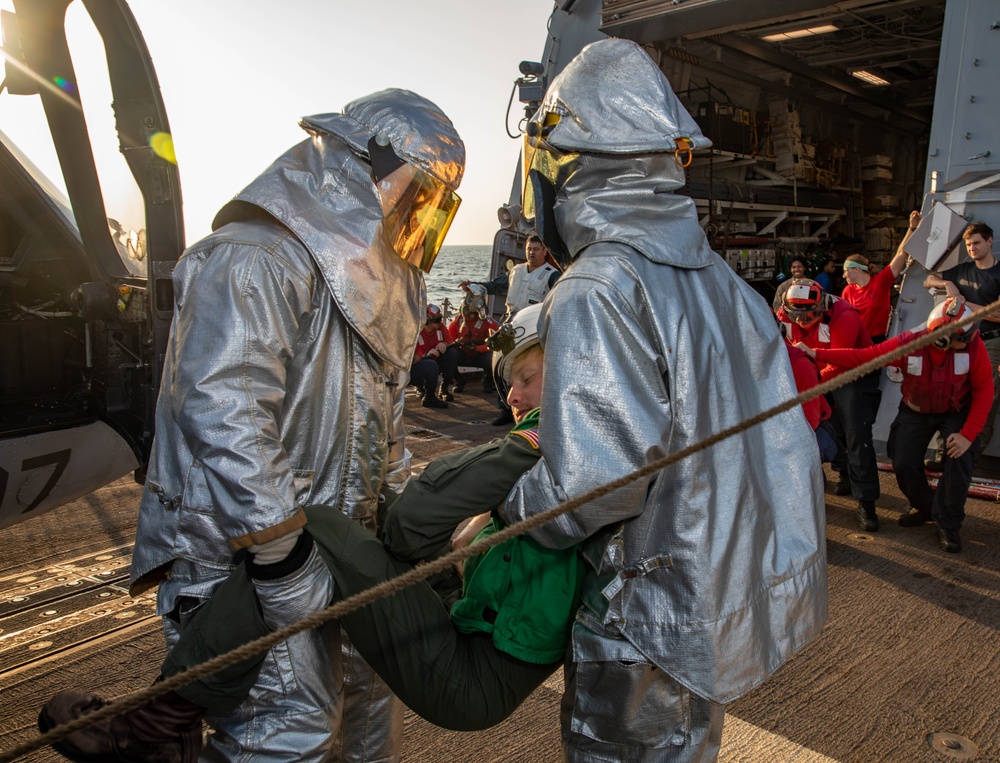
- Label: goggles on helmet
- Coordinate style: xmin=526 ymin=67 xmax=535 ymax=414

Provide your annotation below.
xmin=927 ymin=298 xmax=976 ymax=348
xmin=782 ymin=280 xmax=825 ymax=326
xmin=463 ymin=283 xmax=487 ymax=316
xmin=377 ymin=162 xmax=461 ymax=274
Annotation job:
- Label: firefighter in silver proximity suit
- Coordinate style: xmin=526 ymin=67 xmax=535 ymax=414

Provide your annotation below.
xmin=40 ymin=90 xmax=464 ymax=763
xmin=502 ymin=39 xmax=828 ymax=762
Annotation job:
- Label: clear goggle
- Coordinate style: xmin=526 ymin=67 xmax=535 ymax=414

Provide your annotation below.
xmin=377 ymin=163 xmax=461 ymax=273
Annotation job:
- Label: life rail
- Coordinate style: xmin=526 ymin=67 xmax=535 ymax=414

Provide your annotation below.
xmin=3 ymin=298 xmax=997 ymax=763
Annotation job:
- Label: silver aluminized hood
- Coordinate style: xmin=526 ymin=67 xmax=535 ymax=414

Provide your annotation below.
xmin=557 ymin=152 xmax=717 ymax=268
xmin=530 ymin=38 xmax=715 ymax=268
xmin=213 ymin=89 xmax=465 ymax=369
xmin=537 ymin=38 xmax=712 ymax=155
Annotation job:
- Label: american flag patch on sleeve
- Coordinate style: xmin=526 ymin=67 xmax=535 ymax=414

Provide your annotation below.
xmin=512 ymin=427 xmax=540 ymax=450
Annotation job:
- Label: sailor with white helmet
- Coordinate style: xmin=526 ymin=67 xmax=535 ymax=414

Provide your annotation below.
xmin=777 ymin=277 xmax=882 ymax=532
xmin=40 ymin=89 xmax=465 ymax=763
xmin=501 ymin=39 xmax=827 ymax=761
xmin=802 ymin=298 xmax=994 ymax=553
xmin=443 ymin=285 xmax=499 ymax=395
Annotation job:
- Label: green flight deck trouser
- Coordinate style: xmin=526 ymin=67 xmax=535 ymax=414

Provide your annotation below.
xmin=161 ymin=418 xmax=571 ymax=731
xmin=162 ymin=509 xmax=556 ymax=731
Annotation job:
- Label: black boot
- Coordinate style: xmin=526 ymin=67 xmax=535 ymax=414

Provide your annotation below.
xmin=38 ymin=689 xmax=205 ymax=763
xmin=856 ymin=501 xmax=879 ymax=532
xmin=898 ymin=508 xmax=933 ymax=527
xmin=938 ymin=528 xmax=961 ymax=553
xmin=422 ymin=393 xmax=448 ymax=409
xmin=440 ymin=384 xmax=454 ymax=402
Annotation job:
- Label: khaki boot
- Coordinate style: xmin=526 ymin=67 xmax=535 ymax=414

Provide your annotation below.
xmin=38 ymin=689 xmax=204 ymax=763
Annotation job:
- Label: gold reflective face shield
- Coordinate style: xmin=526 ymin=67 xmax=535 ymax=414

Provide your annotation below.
xmin=377 ymin=163 xmax=461 ymax=273
xmin=521 ymin=113 xmax=569 ymax=222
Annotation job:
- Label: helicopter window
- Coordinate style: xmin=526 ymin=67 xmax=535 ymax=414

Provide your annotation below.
xmin=1 ymin=0 xmax=146 ymax=277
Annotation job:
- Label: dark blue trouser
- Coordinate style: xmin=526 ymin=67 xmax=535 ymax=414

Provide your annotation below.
xmin=816 ymin=421 xmax=839 ymax=463
xmin=829 ymin=372 xmax=881 ymax=502
xmin=410 ymin=358 xmax=441 ymax=398
xmin=887 ymin=403 xmax=974 ymax=531
xmin=445 ymin=348 xmax=491 ymax=386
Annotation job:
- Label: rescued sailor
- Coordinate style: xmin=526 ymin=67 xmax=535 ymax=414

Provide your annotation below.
xmin=39 ymin=89 xmax=465 ymax=763
xmin=501 ymin=38 xmax=828 ymax=762
xmin=41 ymin=305 xmax=586 ymax=755
xmin=801 ymin=298 xmax=993 ymax=553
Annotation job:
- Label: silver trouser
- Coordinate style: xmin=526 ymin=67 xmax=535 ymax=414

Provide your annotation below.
xmin=560 ymin=617 xmax=725 ymax=763
xmin=334 ymin=634 xmax=404 ymax=763
xmin=160 ymin=569 xmax=402 ymax=763
xmin=560 ymin=660 xmax=724 ymax=763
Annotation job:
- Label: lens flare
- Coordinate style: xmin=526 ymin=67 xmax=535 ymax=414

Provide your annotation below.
xmin=149 ymin=132 xmax=177 ymax=164
xmin=52 ymin=76 xmax=76 ymax=94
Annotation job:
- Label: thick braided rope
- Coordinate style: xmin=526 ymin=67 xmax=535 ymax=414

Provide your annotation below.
xmin=3 ymin=298 xmax=995 ymax=763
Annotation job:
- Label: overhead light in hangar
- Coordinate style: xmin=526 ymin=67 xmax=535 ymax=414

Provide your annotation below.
xmin=760 ymin=24 xmax=839 ymax=42
xmin=851 ymin=69 xmax=891 ymax=86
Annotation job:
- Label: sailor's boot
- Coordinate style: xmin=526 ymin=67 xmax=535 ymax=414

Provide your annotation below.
xmin=856 ymin=500 xmax=879 ymax=532
xmin=422 ymin=392 xmax=448 ymax=409
xmin=38 ymin=689 xmax=205 ymax=763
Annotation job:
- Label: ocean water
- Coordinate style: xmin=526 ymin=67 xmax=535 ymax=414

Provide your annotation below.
xmin=425 ymin=245 xmax=495 ymax=316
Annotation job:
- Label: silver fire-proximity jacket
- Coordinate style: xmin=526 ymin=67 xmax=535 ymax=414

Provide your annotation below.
xmin=503 ymin=40 xmax=827 ymax=705
xmin=132 ymin=91 xmax=465 ymax=594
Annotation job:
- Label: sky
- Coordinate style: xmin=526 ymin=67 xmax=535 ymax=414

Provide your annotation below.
xmin=1 ymin=0 xmax=557 ymax=245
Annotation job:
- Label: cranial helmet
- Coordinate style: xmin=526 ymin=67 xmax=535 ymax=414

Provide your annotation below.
xmin=301 ymin=89 xmax=466 ymax=274
xmin=927 ymin=298 xmax=975 ymax=348
xmin=426 ymin=303 xmax=443 ymax=323
xmin=491 ymin=303 xmax=543 ymax=394
xmin=782 ymin=279 xmax=828 ymax=327
xmin=463 ymin=283 xmax=488 ymax=316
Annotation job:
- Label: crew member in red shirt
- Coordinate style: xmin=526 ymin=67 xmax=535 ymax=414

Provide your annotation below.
xmin=800 ymin=298 xmax=992 ymax=553
xmin=777 ymin=278 xmax=880 ymax=531
xmin=444 ymin=299 xmax=500 ymax=395
xmin=841 ymin=210 xmax=921 ymax=342
xmin=412 ymin=304 xmax=450 ymax=409
xmin=785 ymin=341 xmax=837 ymax=463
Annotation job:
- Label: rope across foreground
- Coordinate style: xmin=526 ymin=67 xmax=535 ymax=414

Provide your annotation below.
xmin=3 ymin=297 xmax=996 ymax=763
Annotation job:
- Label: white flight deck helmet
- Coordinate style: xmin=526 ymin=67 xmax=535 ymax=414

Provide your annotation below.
xmin=491 ymin=302 xmax=543 ymax=396
xmin=463 ymin=283 xmax=488 ymax=316
xmin=927 ymin=297 xmax=976 ymax=348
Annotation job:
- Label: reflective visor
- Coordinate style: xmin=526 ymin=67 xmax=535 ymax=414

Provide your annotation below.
xmin=521 ymin=115 xmax=576 ymax=221
xmin=377 ymin=163 xmax=461 ymax=273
